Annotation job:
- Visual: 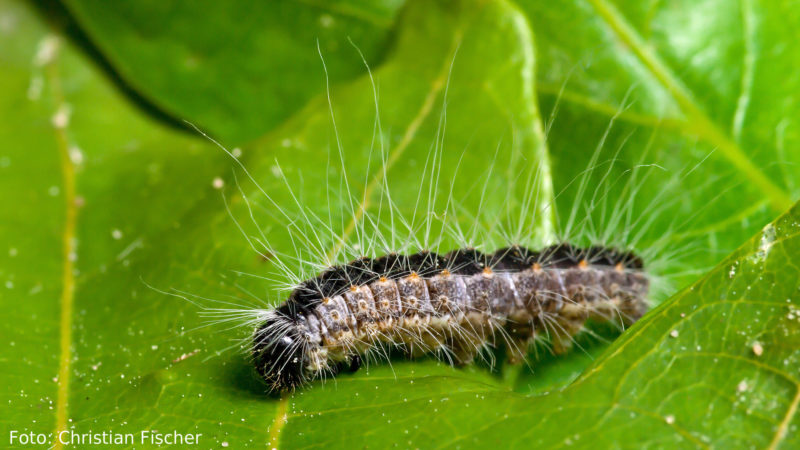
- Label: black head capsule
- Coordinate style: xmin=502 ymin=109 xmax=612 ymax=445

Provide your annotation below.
xmin=252 ymin=312 xmax=307 ymax=391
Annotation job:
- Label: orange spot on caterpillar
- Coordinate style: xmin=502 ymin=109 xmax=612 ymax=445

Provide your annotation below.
xmin=532 ymin=263 xmax=542 ymax=272
xmin=440 ymin=269 xmax=451 ymax=277
xmin=578 ymin=259 xmax=588 ymax=269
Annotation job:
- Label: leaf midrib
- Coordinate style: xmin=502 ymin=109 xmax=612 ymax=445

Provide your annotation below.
xmin=46 ymin=39 xmax=77 ymax=450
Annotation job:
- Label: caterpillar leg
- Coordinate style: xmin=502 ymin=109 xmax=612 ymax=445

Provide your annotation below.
xmin=550 ymin=317 xmax=587 ymax=355
xmin=505 ymin=336 xmax=531 ymax=364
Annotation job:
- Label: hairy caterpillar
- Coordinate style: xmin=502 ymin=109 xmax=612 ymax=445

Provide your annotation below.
xmin=181 ymin=50 xmax=717 ymax=393
xmin=187 ymin=120 xmax=677 ymax=393
xmin=186 ymin=122 xmax=699 ymax=392
xmin=254 ymin=244 xmax=648 ymax=390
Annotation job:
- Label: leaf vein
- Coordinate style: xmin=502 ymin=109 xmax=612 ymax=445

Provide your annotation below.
xmin=586 ymin=0 xmax=791 ymax=211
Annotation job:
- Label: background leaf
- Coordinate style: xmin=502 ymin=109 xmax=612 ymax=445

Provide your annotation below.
xmin=519 ymin=0 xmax=799 ymax=237
xmin=61 ymin=0 xmax=405 ymax=142
xmin=2 ymin=0 xmax=799 ymax=448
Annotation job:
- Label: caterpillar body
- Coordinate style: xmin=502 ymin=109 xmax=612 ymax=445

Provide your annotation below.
xmin=254 ymin=243 xmax=648 ymax=390
xmin=182 ymin=51 xmax=710 ymax=394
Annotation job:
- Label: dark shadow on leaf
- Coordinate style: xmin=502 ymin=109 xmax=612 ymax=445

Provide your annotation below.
xmin=221 ymin=355 xmax=276 ymax=400
xmin=514 ymin=320 xmax=624 ymax=395
xmin=29 ymin=0 xmax=194 ymax=135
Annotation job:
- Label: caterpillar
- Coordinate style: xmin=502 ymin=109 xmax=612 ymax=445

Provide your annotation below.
xmin=185 ymin=121 xmax=700 ymax=393
xmin=185 ymin=105 xmax=704 ymax=392
xmin=254 ymin=243 xmax=648 ymax=390
xmin=183 ymin=109 xmax=710 ymax=393
xmin=181 ymin=50 xmax=717 ymax=394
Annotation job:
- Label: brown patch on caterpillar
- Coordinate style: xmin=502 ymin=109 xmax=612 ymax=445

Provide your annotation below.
xmin=253 ymin=244 xmax=648 ymax=391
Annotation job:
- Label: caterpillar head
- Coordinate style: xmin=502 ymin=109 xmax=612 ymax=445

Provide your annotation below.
xmin=252 ymin=310 xmax=307 ymax=391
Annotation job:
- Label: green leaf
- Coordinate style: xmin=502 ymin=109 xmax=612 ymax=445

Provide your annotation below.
xmin=0 ymin=0 xmax=226 ymax=442
xmin=518 ymin=0 xmax=799 ymax=215
xmin=61 ymin=0 xmax=405 ymax=142
xmin=3 ymin=0 xmax=799 ymax=448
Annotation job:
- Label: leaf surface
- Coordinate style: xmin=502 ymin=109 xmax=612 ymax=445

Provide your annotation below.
xmin=2 ymin=0 xmax=799 ymax=448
